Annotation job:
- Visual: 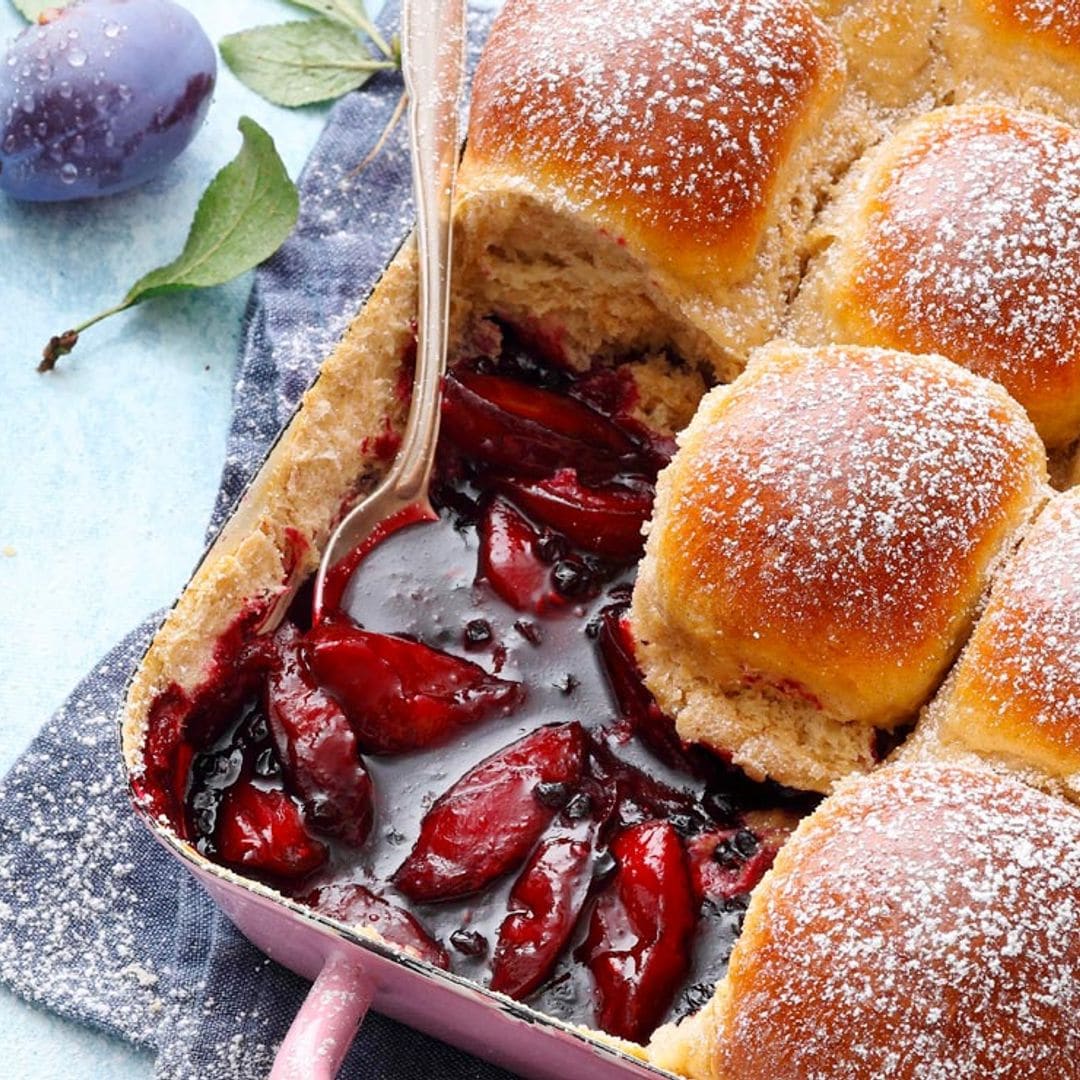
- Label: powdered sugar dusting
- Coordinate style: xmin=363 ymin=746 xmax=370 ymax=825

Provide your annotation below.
xmin=718 ymin=763 xmax=1080 ymax=1079
xmin=469 ymin=0 xmax=837 ymax=264
xmin=977 ymin=0 xmax=1080 ymax=50
xmin=0 ymin=622 xmax=184 ymax=1050
xmin=852 ymin=108 xmax=1080 ymax=410
xmin=668 ymin=347 xmax=1039 ymax=645
xmin=961 ymin=491 xmax=1080 ymax=745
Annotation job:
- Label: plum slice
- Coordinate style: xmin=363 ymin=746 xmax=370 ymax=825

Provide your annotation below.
xmin=441 ymin=371 xmax=641 ymax=479
xmin=306 ymin=619 xmax=524 ymax=754
xmin=580 ymin=820 xmax=696 ymax=1042
xmin=490 ymin=819 xmax=596 ymax=999
xmin=303 ymin=883 xmax=449 ymax=970
xmin=477 ymin=497 xmax=560 ymax=613
xmin=216 ymin=781 xmax=328 ymax=879
xmin=266 ymin=624 xmax=374 ymax=847
xmin=597 ymin=606 xmax=697 ymax=772
xmin=395 ymin=723 xmax=587 ymax=901
xmin=497 ymin=469 xmax=653 ymax=560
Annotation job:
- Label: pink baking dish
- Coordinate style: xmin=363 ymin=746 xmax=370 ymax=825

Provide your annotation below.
xmin=121 ymin=337 xmax=678 ymax=1079
xmin=116 ymin=2 xmax=684 ymax=1069
xmin=145 ymin=833 xmax=668 ymax=1080
xmin=118 ymin=154 xmax=669 ymax=1080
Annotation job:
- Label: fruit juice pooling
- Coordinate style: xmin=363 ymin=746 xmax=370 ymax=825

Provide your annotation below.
xmin=340 ymin=514 xmax=633 ymax=1016
xmin=185 ymin=341 xmax=816 ymax=1039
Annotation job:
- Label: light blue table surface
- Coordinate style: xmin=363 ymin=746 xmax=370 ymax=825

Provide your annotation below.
xmin=0 ymin=1 xmax=380 ymax=1073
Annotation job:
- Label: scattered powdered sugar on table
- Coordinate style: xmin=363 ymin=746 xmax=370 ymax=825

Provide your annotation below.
xmin=964 ymin=491 xmax=1080 ymax=739
xmin=718 ymin=762 xmax=1080 ymax=1079
xmin=854 ymin=107 xmax=1080 ymax=381
xmin=0 ymin=621 xmax=184 ymax=1049
xmin=669 ymin=347 xmax=1038 ymax=643
xmin=469 ymin=0 xmax=835 ymax=242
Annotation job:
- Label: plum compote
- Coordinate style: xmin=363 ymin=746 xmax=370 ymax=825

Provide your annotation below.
xmin=172 ymin=327 xmax=818 ymax=1043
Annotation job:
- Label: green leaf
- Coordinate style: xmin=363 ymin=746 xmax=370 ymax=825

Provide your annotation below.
xmin=40 ymin=117 xmax=298 ymax=371
xmin=126 ymin=116 xmax=299 ymax=299
xmin=282 ymin=0 xmax=395 ymax=60
xmin=10 ymin=0 xmax=71 ymax=20
xmin=220 ymin=19 xmax=394 ymax=108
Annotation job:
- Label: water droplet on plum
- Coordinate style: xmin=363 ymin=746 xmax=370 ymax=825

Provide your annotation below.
xmin=0 ymin=0 xmax=216 ymax=201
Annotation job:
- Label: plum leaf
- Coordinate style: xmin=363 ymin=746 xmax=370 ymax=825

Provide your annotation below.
xmin=127 ymin=117 xmax=298 ymax=295
xmin=283 ymin=0 xmax=397 ymax=62
xmin=220 ymin=19 xmax=395 ymax=108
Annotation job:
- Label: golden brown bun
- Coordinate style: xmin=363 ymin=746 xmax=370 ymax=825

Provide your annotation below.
xmin=973 ymin=0 xmax=1080 ymax=58
xmin=942 ymin=0 xmax=1080 ymax=122
xmin=652 ymin=762 xmax=1080 ymax=1080
xmin=632 ymin=342 xmax=1047 ymax=793
xmin=467 ymin=0 xmax=842 ymax=287
xmin=790 ymin=104 xmax=1080 ymax=449
xmin=929 ymin=487 xmax=1080 ymax=787
xmin=455 ymin=0 xmax=873 ymax=378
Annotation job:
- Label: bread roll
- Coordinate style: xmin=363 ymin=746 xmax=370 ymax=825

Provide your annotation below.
xmin=942 ymin=0 xmax=1080 ymax=123
xmin=926 ymin=487 xmax=1080 ymax=792
xmin=454 ymin=0 xmax=873 ymax=379
xmin=790 ymin=104 xmax=1080 ymax=449
xmin=632 ymin=341 xmax=1047 ymax=793
xmin=651 ymin=762 xmax=1080 ymax=1080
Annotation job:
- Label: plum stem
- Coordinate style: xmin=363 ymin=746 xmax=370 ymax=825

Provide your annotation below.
xmin=351 ymin=88 xmax=407 ymax=176
xmin=38 ymin=300 xmax=132 ymax=372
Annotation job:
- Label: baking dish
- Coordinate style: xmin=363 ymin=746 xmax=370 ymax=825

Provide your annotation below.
xmin=117 ymin=0 xmax=1080 ymax=1069
xmin=118 ymin=231 xmax=676 ymax=1079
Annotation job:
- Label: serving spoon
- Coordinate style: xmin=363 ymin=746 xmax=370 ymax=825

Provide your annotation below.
xmin=312 ymin=0 xmax=468 ymax=621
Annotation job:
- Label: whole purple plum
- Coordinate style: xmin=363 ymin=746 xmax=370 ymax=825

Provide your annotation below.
xmin=0 ymin=0 xmax=216 ymax=201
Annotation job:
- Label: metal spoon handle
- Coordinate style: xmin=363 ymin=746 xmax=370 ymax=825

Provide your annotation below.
xmin=394 ymin=0 xmax=467 ymax=501
xmin=310 ymin=1 xmax=466 ymax=620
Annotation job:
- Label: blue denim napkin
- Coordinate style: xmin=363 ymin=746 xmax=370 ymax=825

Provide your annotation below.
xmin=0 ymin=4 xmax=516 ymax=1076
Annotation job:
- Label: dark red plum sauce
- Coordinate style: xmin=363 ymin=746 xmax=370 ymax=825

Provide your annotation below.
xmin=172 ymin=327 xmax=818 ymax=1042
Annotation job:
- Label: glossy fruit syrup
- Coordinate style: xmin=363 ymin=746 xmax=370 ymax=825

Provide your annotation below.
xmin=173 ymin=330 xmax=818 ymax=1044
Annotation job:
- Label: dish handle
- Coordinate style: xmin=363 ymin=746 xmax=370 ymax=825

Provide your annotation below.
xmin=269 ymin=954 xmax=374 ymax=1080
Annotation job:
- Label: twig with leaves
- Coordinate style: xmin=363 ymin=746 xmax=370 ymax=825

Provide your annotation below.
xmin=221 ymin=0 xmax=401 ymax=108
